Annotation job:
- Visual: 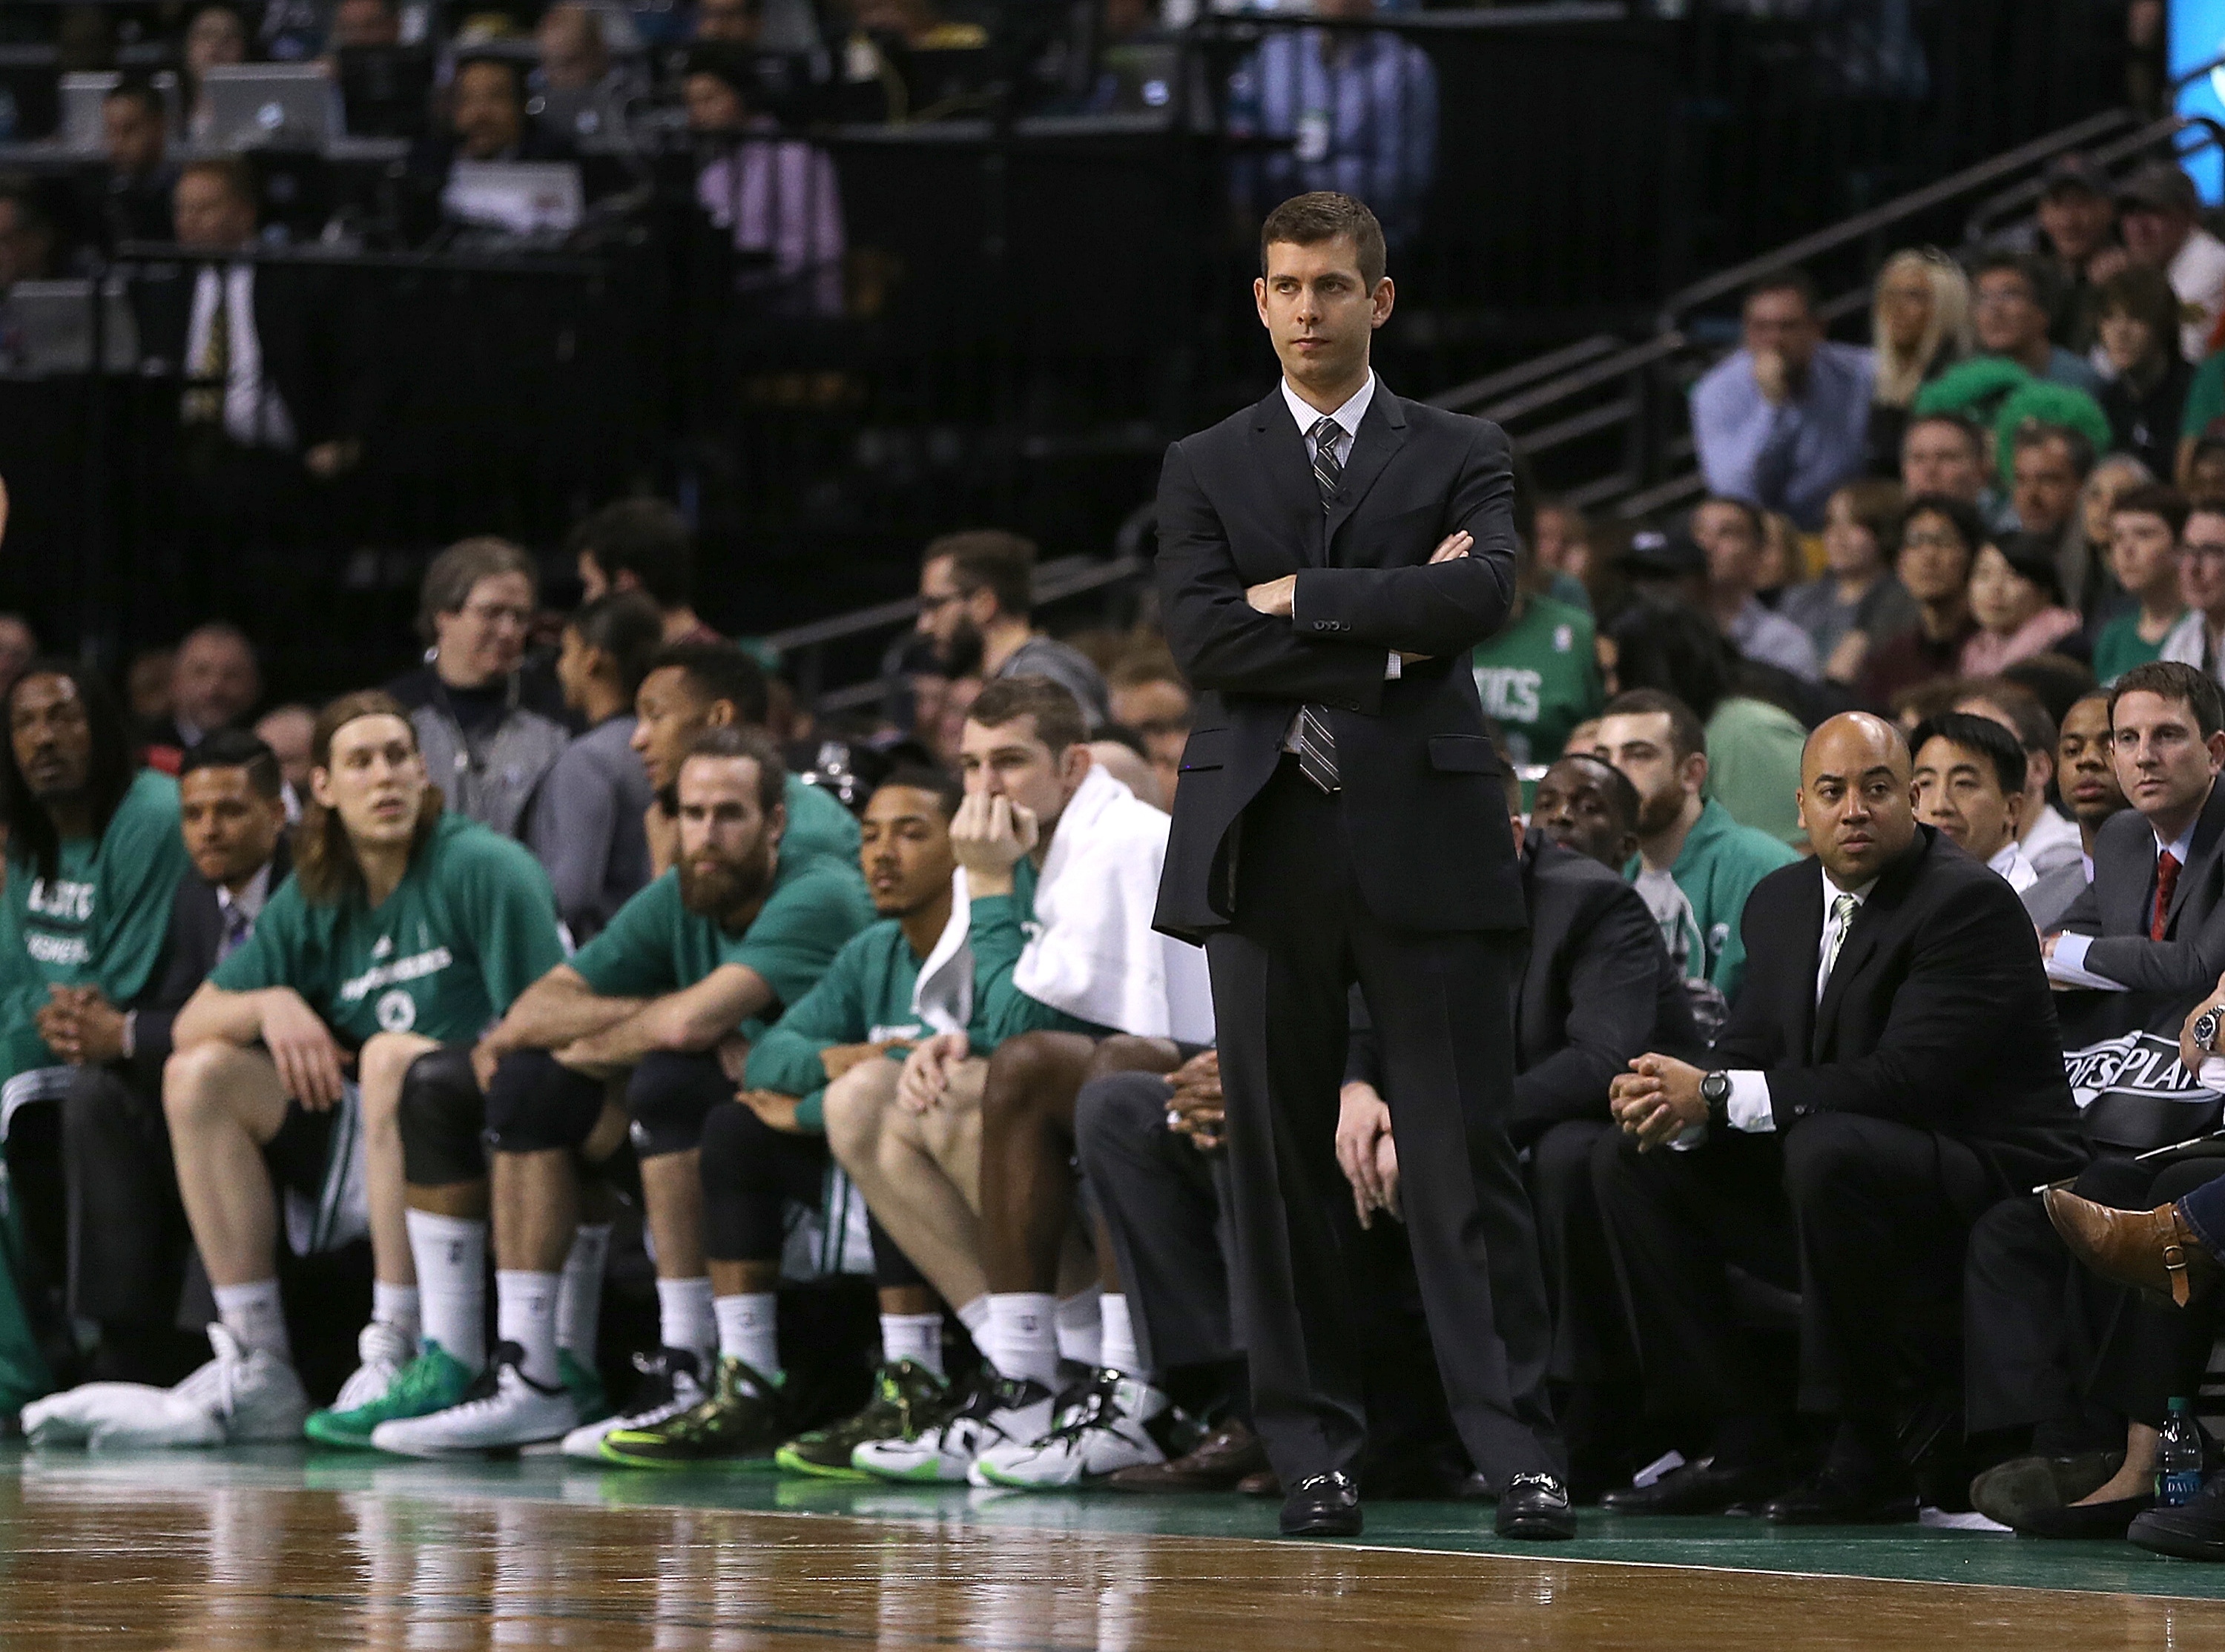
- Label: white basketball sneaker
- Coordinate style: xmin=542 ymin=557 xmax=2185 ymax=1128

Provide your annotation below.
xmin=850 ymin=1371 xmax=1056 ymax=1484
xmin=22 ymin=1324 xmax=309 ymax=1450
xmin=559 ymin=1347 xmax=707 ymax=1461
xmin=970 ymin=1369 xmax=1179 ymax=1489
xmin=368 ymin=1342 xmax=581 ymax=1458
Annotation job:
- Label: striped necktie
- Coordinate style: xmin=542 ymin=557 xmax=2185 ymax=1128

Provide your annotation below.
xmin=1293 ymin=415 xmax=1343 ymax=793
xmin=1818 ymin=892 xmax=1859 ymax=997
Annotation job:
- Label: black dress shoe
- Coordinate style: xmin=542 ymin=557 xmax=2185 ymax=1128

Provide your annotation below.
xmin=2013 ymin=1494 xmax=2152 ymax=1539
xmin=1761 ymin=1468 xmax=1919 ymax=1526
xmin=1600 ymin=1456 xmax=1792 ymax=1516
xmin=2129 ymin=1473 xmax=2225 ymax=1560
xmin=1494 ymin=1473 xmax=1576 ymax=1540
xmin=1280 ymin=1470 xmax=1362 ymax=1538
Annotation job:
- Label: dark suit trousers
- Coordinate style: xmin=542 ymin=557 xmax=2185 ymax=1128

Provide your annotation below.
xmin=63 ymin=1066 xmax=194 ymax=1330
xmin=1528 ymin=1117 xmax=1625 ymax=1385
xmin=1204 ymin=761 xmax=1561 ymax=1487
xmin=1593 ymin=1112 xmax=1987 ymax=1437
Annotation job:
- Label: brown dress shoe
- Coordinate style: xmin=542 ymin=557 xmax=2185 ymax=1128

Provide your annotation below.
xmin=1236 ymin=1468 xmax=1282 ymax=1497
xmin=2043 ymin=1189 xmax=2223 ymax=1307
xmin=1107 ymin=1418 xmax=1270 ymax=1493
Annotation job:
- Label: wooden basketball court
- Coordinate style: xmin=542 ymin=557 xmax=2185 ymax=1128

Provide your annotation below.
xmin=4 ymin=1448 xmax=2224 ymax=1648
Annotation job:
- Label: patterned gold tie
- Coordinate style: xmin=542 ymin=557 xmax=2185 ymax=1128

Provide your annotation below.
xmin=185 ymin=267 xmax=229 ymax=427
xmin=1819 ymin=893 xmax=1859 ymax=985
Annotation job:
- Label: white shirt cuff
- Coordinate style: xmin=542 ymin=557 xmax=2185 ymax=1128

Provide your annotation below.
xmin=2201 ymin=1054 xmax=2225 ymax=1093
xmin=1384 ymin=651 xmax=1402 ymax=680
xmin=2046 ymin=932 xmax=2127 ymax=991
xmin=1727 ymin=1070 xmax=1775 ymax=1133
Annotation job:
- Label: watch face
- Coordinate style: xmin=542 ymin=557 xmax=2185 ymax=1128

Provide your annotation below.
xmin=2201 ymin=1009 xmax=2223 ymax=1054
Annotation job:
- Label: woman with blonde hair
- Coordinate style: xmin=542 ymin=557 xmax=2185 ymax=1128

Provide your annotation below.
xmin=1866 ymin=248 xmax=1973 ymax=472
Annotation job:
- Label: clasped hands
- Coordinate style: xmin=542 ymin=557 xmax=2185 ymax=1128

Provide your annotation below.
xmin=1164 ymin=1048 xmax=1225 ymax=1152
xmin=36 ymin=984 xmax=129 ymax=1067
xmin=1609 ymin=1053 xmax=1708 ymax=1152
xmin=1242 ymin=529 xmax=1475 ymax=667
xmin=736 ymin=1036 xmax=912 ymax=1135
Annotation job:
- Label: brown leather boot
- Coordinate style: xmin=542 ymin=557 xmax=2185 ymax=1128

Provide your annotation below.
xmin=1107 ymin=1418 xmax=1269 ymax=1492
xmin=2043 ymin=1189 xmax=2224 ymax=1307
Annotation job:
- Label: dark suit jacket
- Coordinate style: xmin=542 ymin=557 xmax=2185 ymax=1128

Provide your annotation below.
xmin=2055 ymin=777 xmax=2225 ymax=999
xmin=122 ymin=841 xmax=291 ymax=1094
xmin=1346 ymin=834 xmax=1699 ymax=1146
xmin=1153 ymin=381 xmax=1525 ymax=940
xmin=1715 ymin=825 xmax=2083 ymax=1202
xmin=127 ymin=257 xmax=372 ymax=451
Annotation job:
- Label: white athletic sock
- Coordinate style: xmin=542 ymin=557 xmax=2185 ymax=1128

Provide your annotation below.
xmin=1098 ymin=1294 xmax=1143 ymax=1379
xmin=556 ymin=1223 xmax=611 ymax=1365
xmin=983 ymin=1292 xmax=1060 ymax=1389
xmin=212 ymin=1280 xmax=291 ymax=1365
xmin=955 ymin=1295 xmax=991 ymax=1335
xmin=713 ymin=1292 xmax=780 ymax=1378
xmin=656 ymin=1276 xmax=716 ymax=1370
xmin=404 ymin=1209 xmax=487 ymax=1371
xmin=1056 ymin=1285 xmax=1102 ymax=1369
xmin=495 ymin=1270 xmax=561 ymax=1387
xmin=371 ymin=1281 xmax=421 ymax=1349
xmin=880 ymin=1312 xmax=944 ymax=1378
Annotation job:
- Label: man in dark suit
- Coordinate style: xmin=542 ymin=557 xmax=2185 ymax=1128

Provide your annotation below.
xmin=46 ymin=731 xmax=290 ymax=1382
xmin=1153 ymin=191 xmax=1568 ymax=1539
xmin=1594 ymin=713 xmax=2083 ymax=1523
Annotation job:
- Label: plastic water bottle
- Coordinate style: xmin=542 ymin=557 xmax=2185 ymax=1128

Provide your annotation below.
xmin=2158 ymin=1397 xmax=2206 ymax=1507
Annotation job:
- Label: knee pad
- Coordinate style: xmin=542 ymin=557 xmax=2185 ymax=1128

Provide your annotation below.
xmin=868 ymin=1210 xmax=926 ymax=1290
xmin=484 ymin=1048 xmax=607 ymax=1155
xmin=624 ymin=1051 xmax=727 ymax=1160
xmin=397 ymin=1043 xmax=488 ymax=1186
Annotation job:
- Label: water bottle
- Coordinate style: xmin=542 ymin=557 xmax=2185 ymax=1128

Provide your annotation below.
xmin=2158 ymin=1397 xmax=2206 ymax=1507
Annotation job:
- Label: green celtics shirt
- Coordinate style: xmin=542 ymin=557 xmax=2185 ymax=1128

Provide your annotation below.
xmin=211 ymin=813 xmax=565 ymax=1046
xmin=0 ymin=770 xmax=189 ymax=1081
xmin=1469 ymin=593 xmax=1603 ymax=766
xmin=571 ymin=848 xmax=875 ymax=1034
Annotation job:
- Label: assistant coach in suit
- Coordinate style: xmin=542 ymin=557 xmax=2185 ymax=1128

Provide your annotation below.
xmin=1152 ymin=191 xmax=1570 ymax=1541
xmin=52 ymin=730 xmax=290 ymax=1383
xmin=1595 ymin=714 xmax=2084 ymax=1524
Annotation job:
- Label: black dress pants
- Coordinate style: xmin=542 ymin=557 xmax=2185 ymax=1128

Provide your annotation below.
xmin=1203 ymin=762 xmax=1560 ymax=1488
xmin=1593 ymin=1111 xmax=1988 ymax=1443
xmin=62 ymin=1066 xmax=194 ymax=1332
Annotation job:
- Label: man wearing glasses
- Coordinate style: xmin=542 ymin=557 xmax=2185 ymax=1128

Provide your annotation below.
xmin=2160 ymin=503 xmax=2225 ymax=684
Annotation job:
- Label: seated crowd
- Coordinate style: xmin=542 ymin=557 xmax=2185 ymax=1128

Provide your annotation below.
xmin=11 ymin=464 xmax=2225 ymax=1567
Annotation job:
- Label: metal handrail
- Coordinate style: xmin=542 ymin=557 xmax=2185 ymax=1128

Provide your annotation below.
xmin=1428 ymin=334 xmax=1621 ymax=414
xmin=1964 ymin=113 xmax=2225 ymax=244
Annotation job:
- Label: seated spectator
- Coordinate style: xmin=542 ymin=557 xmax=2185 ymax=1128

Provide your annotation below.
xmin=1900 ymin=407 xmax=2014 ymax=531
xmin=570 ymin=499 xmax=721 ymax=645
xmin=2096 ymin=265 xmax=2194 ymax=485
xmin=142 ymin=624 xmax=261 ymax=772
xmin=385 ymin=538 xmax=570 ymax=840
xmin=2114 ymin=164 xmax=2225 ymax=363
xmin=1690 ymin=270 xmax=1872 ymax=531
xmin=253 ymin=704 xmax=314 ymax=817
xmin=529 ymin=591 xmax=665 ymax=942
xmin=2022 ymin=689 xmax=2127 ymax=927
xmin=22 ymin=694 xmax=569 ymax=1450
xmin=1956 ymin=675 xmax=2087 ymax=879
xmin=372 ymin=726 xmax=874 ymax=1458
xmin=2031 ymin=151 xmax=2123 ymax=355
xmin=1224 ymin=0 xmax=1438 ymax=252
xmin=410 ymin=55 xmax=576 ymax=188
xmin=329 ymin=0 xmax=401 ymax=50
xmin=1779 ymin=477 xmax=1916 ymax=684
xmin=1857 ymin=495 xmax=1983 ymax=706
xmin=693 ymin=0 xmax=761 ymax=43
xmin=1865 ymin=249 xmax=1969 ymax=476
xmin=2160 ymin=500 xmax=2225 ymax=684
xmin=533 ymin=3 xmax=645 ymax=148
xmin=683 ymin=46 xmax=845 ymax=319
xmin=1912 ymin=710 xmax=2040 ymax=897
xmin=47 ymin=733 xmax=290 ymax=1385
xmin=1107 ymin=657 xmax=1193 ymax=807
xmin=537 ymin=4 xmax=611 ymax=93
xmin=2076 ymin=451 xmax=2157 ymax=613
xmin=96 ymin=75 xmax=175 ymax=251
xmin=2092 ymin=483 xmax=2190 ymax=684
xmin=182 ymin=4 xmax=249 ymax=145
xmin=914 ymin=532 xmax=1110 ymax=730
xmin=1595 ymin=713 xmax=2083 ymax=1522
xmin=1970 ymin=252 xmax=2105 ymax=395
xmin=1532 ymin=498 xmax=1595 ymax=609
xmin=1590 ymin=688 xmax=1800 ymax=1011
xmin=1468 ymin=532 xmax=1603 ymax=766
xmin=2008 ymin=418 xmax=2101 ymax=612
xmin=831 ymin=0 xmax=989 ymax=124
xmin=1961 ymin=533 xmax=2081 ymax=677
xmin=1692 ymin=496 xmax=1820 ymax=681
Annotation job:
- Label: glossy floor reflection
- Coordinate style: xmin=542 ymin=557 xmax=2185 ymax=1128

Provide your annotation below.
xmin=3 ymin=1449 xmax=2225 ymax=1649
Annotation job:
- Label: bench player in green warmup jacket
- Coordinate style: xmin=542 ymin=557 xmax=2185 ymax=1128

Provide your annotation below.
xmin=22 ymin=691 xmax=568 ymax=1448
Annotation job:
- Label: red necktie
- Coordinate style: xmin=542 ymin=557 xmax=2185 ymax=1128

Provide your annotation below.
xmin=2154 ymin=850 xmax=2182 ymax=942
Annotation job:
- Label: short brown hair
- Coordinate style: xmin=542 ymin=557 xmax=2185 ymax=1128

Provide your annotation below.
xmin=1600 ymin=687 xmax=1706 ymax=765
xmin=2110 ymin=660 xmax=2225 ymax=741
xmin=1831 ymin=476 xmax=1905 ymax=551
xmin=2097 ymin=263 xmax=2182 ymax=347
xmin=2111 ymin=481 xmax=2191 ymax=539
xmin=1260 ymin=192 xmax=1387 ymax=291
xmin=968 ymin=675 xmax=1086 ymax=756
xmin=294 ymin=691 xmax=443 ymax=905
xmin=923 ymin=529 xmax=1036 ymax=618
xmin=677 ymin=724 xmax=786 ymax=813
xmin=416 ymin=536 xmax=538 ymax=643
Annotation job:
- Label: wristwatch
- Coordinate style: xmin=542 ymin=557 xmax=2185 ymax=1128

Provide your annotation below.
xmin=1699 ymin=1070 xmax=1733 ymax=1131
xmin=2195 ymin=1007 xmax=2224 ymax=1057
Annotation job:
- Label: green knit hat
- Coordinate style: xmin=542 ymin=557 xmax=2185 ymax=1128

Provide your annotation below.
xmin=1990 ymin=380 xmax=2113 ymax=487
xmin=1910 ymin=356 xmax=2033 ymax=423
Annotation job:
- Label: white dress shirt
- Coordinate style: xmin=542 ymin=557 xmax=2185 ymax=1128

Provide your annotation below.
xmin=2048 ymin=814 xmax=2198 ymax=987
xmin=185 ymin=263 xmax=297 ymax=450
xmin=215 ymin=862 xmax=274 ymax=956
xmin=1987 ymin=839 xmax=2039 ymax=895
xmin=1714 ymin=873 xmax=1877 ymax=1137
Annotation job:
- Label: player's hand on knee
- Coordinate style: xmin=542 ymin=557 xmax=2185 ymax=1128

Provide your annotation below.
xmin=739 ymin=1090 xmax=805 ymax=1134
xmin=897 ymin=1031 xmax=969 ymax=1114
xmin=263 ymin=988 xmax=347 ymax=1110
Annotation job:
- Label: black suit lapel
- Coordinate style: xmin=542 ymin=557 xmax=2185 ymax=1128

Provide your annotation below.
xmin=1251 ymin=388 xmax=1326 ymax=567
xmin=2166 ymin=780 xmax=2225 ymax=934
xmin=1325 ymin=389 xmax=1408 ymax=557
xmin=1811 ymin=836 xmax=1927 ymax=1062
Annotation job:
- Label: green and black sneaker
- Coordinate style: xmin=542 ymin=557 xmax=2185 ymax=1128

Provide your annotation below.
xmin=304 ymin=1337 xmax=476 ymax=1450
xmin=598 ymin=1356 xmax=784 ymax=1468
xmin=774 ymin=1358 xmax=952 ymax=1480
